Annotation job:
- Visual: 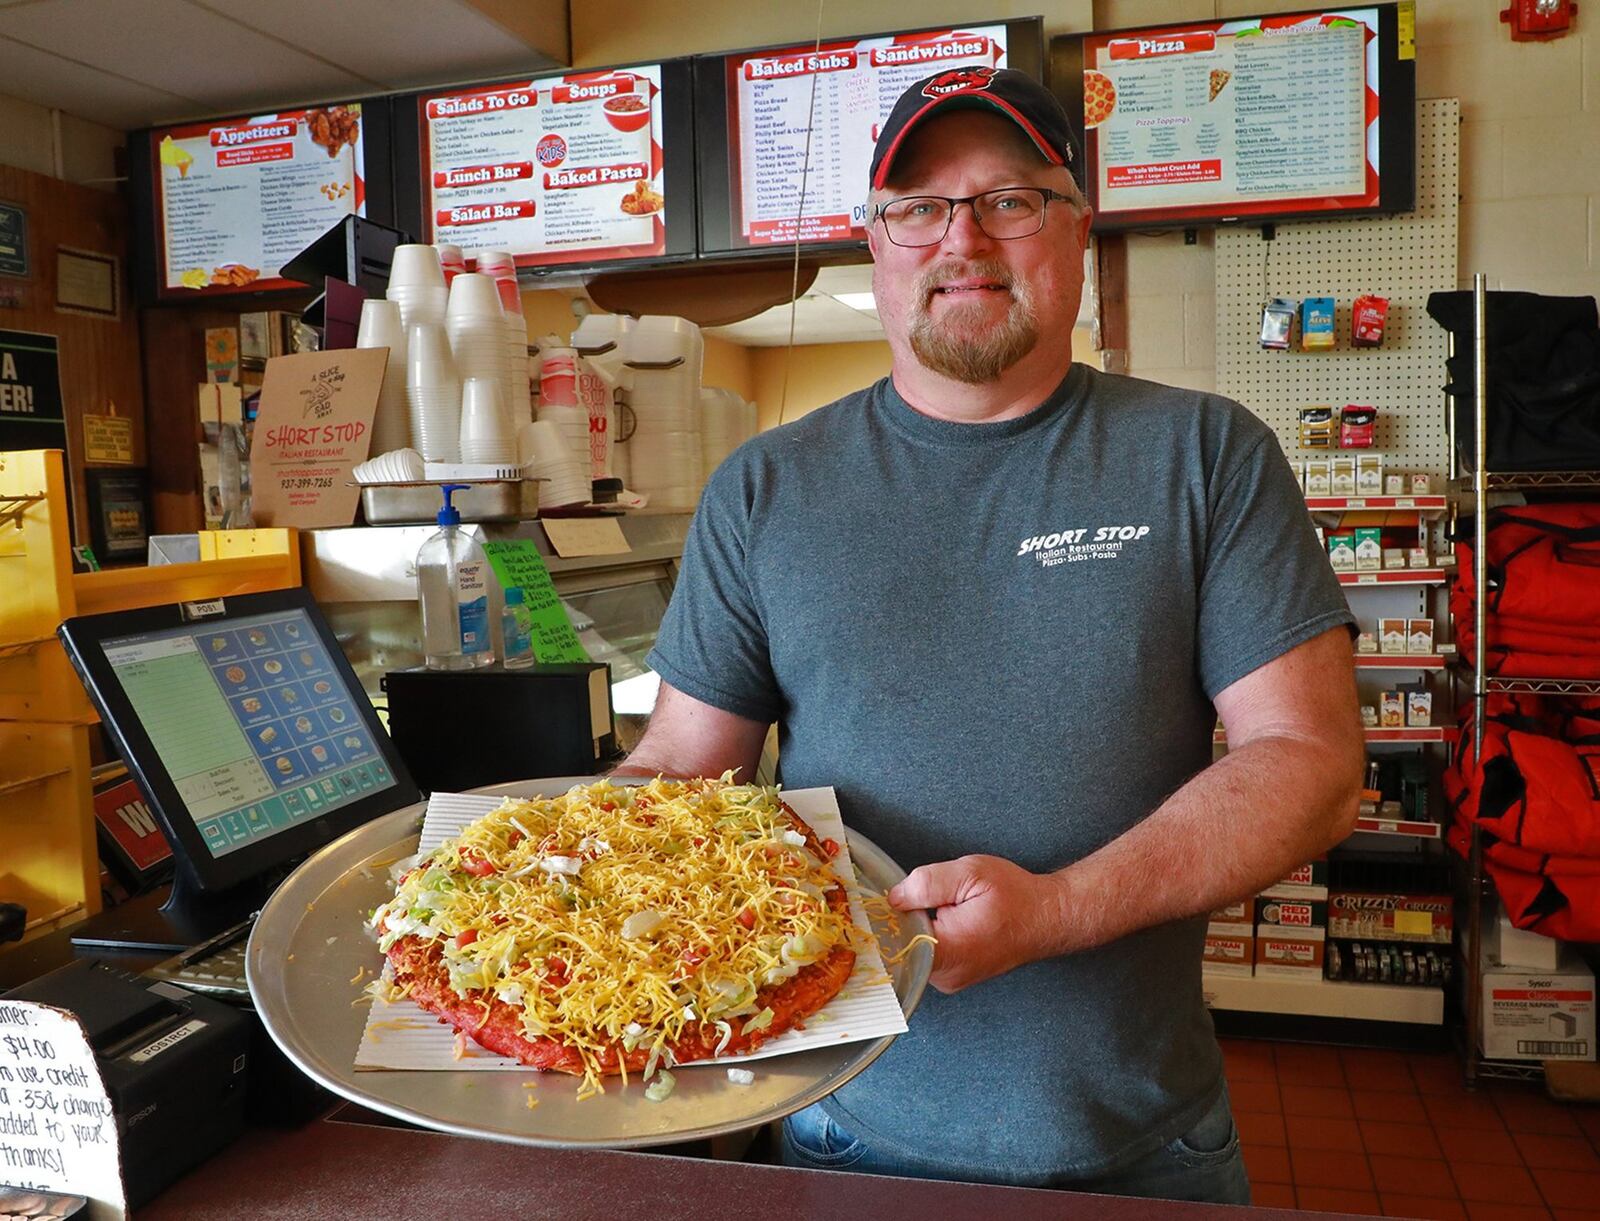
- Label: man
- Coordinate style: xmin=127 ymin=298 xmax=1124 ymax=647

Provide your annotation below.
xmin=617 ymin=68 xmax=1361 ymax=1202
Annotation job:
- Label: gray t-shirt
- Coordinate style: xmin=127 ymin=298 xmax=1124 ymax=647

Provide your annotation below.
xmin=647 ymin=364 xmax=1352 ymax=1183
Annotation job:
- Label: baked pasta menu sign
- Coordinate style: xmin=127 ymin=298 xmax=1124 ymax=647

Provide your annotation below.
xmin=1082 ymin=10 xmax=1379 ymax=224
xmin=726 ymin=27 xmax=1009 ymax=247
xmin=419 ymin=67 xmax=666 ymax=269
xmin=154 ymin=105 xmax=365 ymax=297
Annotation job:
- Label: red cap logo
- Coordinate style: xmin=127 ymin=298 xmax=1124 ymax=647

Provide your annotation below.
xmin=921 ymin=66 xmax=998 ymax=99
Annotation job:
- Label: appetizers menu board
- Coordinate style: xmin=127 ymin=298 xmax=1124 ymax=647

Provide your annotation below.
xmin=154 ymin=105 xmax=366 ymax=296
xmin=726 ymin=26 xmax=1009 ymax=246
xmin=1082 ymin=9 xmax=1380 ymax=224
xmin=418 ymin=67 xmax=667 ymax=269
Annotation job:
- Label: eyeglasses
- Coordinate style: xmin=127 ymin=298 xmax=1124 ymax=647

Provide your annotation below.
xmin=871 ymin=187 xmax=1078 ymax=247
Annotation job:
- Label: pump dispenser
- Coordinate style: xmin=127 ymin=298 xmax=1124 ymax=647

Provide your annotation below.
xmin=417 ymin=483 xmax=495 ymax=669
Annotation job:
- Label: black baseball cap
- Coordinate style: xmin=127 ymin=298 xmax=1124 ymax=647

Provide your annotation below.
xmin=870 ymin=66 xmax=1078 ymax=191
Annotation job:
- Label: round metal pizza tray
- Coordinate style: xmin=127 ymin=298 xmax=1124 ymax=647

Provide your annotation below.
xmin=247 ymin=777 xmax=933 ymax=1149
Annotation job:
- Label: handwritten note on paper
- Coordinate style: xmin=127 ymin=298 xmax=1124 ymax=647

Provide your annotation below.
xmin=0 ymin=1001 xmax=125 ymax=1220
xmin=482 ymin=539 xmax=590 ymax=663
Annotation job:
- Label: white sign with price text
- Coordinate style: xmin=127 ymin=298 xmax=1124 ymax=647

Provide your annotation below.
xmin=0 ymin=1001 xmax=125 ymax=1220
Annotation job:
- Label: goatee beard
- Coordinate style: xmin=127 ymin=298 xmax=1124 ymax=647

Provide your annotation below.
xmin=906 ymin=260 xmax=1039 ymax=384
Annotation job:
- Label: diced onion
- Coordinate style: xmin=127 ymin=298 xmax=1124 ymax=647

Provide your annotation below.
xmin=645 ymin=1070 xmax=675 ymax=1102
xmin=539 ymin=856 xmax=582 ymax=876
xmin=620 ymin=910 xmax=665 ymax=940
xmin=727 ymin=1068 xmax=755 ymax=1086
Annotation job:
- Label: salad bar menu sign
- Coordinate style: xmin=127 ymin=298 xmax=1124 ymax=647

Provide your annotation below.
xmin=1082 ymin=10 xmax=1378 ymax=223
xmin=726 ymin=27 xmax=1008 ymax=247
xmin=419 ymin=67 xmax=667 ymax=269
xmin=153 ymin=105 xmax=366 ymax=297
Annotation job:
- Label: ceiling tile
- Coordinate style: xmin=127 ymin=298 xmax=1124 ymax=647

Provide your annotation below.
xmin=0 ymin=0 xmax=369 ymax=117
xmin=0 ymin=34 xmax=198 ymax=127
xmin=194 ymin=0 xmax=559 ymax=92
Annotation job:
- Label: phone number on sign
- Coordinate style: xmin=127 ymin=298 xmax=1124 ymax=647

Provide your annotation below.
xmin=281 ymin=475 xmax=335 ymax=490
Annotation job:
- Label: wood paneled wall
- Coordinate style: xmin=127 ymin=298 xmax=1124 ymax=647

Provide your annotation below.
xmin=0 ymin=164 xmax=144 ymax=540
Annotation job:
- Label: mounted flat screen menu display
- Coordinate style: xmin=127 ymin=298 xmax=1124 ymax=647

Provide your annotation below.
xmin=144 ymin=101 xmax=386 ymax=299
xmin=1058 ymin=5 xmax=1413 ymax=231
xmin=696 ymin=19 xmax=1044 ymax=256
xmin=406 ymin=60 xmax=696 ymax=273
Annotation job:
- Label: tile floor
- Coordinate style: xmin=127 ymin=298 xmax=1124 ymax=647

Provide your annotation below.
xmin=1225 ymin=1038 xmax=1600 ymax=1218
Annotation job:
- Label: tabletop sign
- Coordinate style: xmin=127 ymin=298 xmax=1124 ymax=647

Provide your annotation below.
xmin=0 ymin=328 xmax=66 ymax=455
xmin=541 ymin=516 xmax=629 ymax=559
xmin=82 ymin=414 xmax=134 ymax=464
xmin=481 ymin=538 xmax=589 ymax=663
xmin=0 ymin=1000 xmax=126 ymax=1221
xmin=249 ymin=348 xmax=384 ymax=528
xmin=0 ymin=203 xmax=26 ymax=278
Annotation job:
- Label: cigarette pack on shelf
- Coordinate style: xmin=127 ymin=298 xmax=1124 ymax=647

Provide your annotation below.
xmin=1356 ymin=454 xmax=1384 ymax=494
xmin=1355 ymin=527 xmax=1383 ymax=571
xmin=1328 ymin=533 xmax=1356 ymax=571
xmin=1331 ymin=456 xmax=1357 ymax=496
xmin=1256 ymin=926 xmax=1326 ymax=978
xmin=1480 ymin=953 xmax=1595 ymax=1062
xmin=1305 ymin=458 xmax=1332 ymax=495
xmin=1203 ymin=922 xmax=1255 ymax=977
xmin=1380 ymin=618 xmax=1409 ymax=655
xmin=1329 ymin=892 xmax=1453 ymax=944
xmin=1210 ymin=898 xmax=1256 ymax=924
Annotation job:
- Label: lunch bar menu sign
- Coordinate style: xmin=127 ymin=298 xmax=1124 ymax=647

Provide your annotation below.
xmin=727 ymin=27 xmax=1009 ymax=247
xmin=153 ymin=105 xmax=366 ymax=297
xmin=420 ymin=67 xmax=666 ymax=269
xmin=1082 ymin=10 xmax=1378 ymax=223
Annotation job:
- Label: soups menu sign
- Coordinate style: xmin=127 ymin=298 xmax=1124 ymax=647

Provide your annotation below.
xmin=725 ymin=26 xmax=1009 ymax=247
xmin=419 ymin=67 xmax=667 ymax=269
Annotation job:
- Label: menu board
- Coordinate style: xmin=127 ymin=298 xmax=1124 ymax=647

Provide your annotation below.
xmin=103 ymin=607 xmax=396 ymax=859
xmin=153 ymin=104 xmax=366 ymax=296
xmin=1081 ymin=9 xmax=1386 ymax=226
xmin=418 ymin=67 xmax=667 ymax=269
xmin=725 ymin=26 xmax=1009 ymax=247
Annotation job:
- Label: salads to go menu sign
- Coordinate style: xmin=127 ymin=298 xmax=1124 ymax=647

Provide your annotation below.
xmin=154 ymin=105 xmax=366 ymax=297
xmin=419 ymin=67 xmax=667 ymax=269
xmin=725 ymin=26 xmax=1009 ymax=247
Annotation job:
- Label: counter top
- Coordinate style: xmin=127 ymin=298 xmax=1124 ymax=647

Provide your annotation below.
xmin=140 ymin=1116 xmax=1325 ymax=1221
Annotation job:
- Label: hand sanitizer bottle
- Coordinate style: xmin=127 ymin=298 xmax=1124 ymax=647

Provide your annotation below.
xmin=500 ymin=587 xmax=535 ymax=669
xmin=417 ymin=484 xmax=495 ymax=669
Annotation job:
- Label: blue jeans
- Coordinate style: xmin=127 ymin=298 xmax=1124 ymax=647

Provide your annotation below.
xmin=781 ymin=1085 xmax=1250 ymax=1205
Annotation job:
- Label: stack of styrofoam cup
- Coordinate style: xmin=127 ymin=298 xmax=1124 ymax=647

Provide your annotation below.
xmin=741 ymin=395 xmax=758 ymax=440
xmin=502 ymin=290 xmax=531 ymax=428
xmin=700 ymin=386 xmax=751 ymax=476
xmin=356 ymin=299 xmax=411 ymax=456
xmin=623 ymin=315 xmax=704 ymax=511
xmin=573 ymin=314 xmax=637 ymax=485
xmin=536 ymin=347 xmax=593 ymax=483
xmin=522 ymin=419 xmax=591 ymax=509
xmin=435 ymin=243 xmax=466 ymax=285
xmin=459 ymin=377 xmax=516 ymax=466
xmin=406 ymin=322 xmax=461 ymax=463
xmin=445 ymin=273 xmax=508 ymax=433
xmin=386 ymin=244 xmax=447 ymax=333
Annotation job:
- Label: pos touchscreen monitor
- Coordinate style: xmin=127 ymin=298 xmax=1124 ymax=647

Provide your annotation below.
xmin=58 ymin=588 xmax=420 ymax=922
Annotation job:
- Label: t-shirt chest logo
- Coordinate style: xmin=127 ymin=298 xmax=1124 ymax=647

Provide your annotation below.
xmin=1016 ymin=524 xmax=1152 ymax=568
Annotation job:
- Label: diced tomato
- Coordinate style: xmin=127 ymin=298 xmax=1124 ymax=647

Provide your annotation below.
xmin=821 ymin=838 xmax=841 ymax=859
xmin=691 ymin=836 xmax=706 ymax=848
xmin=736 ymin=908 xmax=756 ymax=930
xmin=507 ymin=830 xmax=524 ymax=848
xmin=489 ymin=914 xmax=508 ymax=927
xmin=639 ymin=814 xmax=658 ymax=827
xmin=544 ymin=955 xmax=569 ymax=987
xmin=680 ymin=944 xmax=709 ymax=969
xmin=459 ymin=850 xmax=495 ymax=877
xmin=634 ymin=795 xmax=653 ymax=808
xmin=598 ymin=801 xmax=616 ymax=812
xmin=453 ymin=928 xmax=478 ymax=948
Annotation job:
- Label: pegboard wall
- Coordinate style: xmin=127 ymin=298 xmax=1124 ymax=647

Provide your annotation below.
xmin=1216 ymin=98 xmax=1459 ymax=480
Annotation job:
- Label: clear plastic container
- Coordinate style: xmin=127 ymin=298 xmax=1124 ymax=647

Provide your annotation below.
xmin=501 ymin=586 xmax=534 ymax=669
xmin=417 ymin=484 xmax=496 ymax=669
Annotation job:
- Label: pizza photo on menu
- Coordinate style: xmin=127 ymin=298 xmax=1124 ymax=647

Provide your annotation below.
xmin=368 ymin=776 xmax=862 ymax=1098
xmin=1208 ymin=68 xmax=1232 ymax=102
xmin=1083 ymin=70 xmax=1117 ymax=127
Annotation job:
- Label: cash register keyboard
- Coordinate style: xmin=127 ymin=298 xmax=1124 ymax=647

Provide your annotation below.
xmin=144 ymin=918 xmax=254 ymax=999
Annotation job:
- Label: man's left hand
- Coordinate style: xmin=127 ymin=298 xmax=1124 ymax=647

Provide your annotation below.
xmin=887 ymin=855 xmax=1070 ymax=994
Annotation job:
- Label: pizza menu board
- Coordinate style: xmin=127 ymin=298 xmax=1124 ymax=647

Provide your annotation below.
xmin=154 ymin=105 xmax=365 ymax=296
xmin=726 ymin=26 xmax=1009 ymax=247
xmin=419 ymin=67 xmax=667 ymax=269
xmin=1082 ymin=9 xmax=1382 ymax=226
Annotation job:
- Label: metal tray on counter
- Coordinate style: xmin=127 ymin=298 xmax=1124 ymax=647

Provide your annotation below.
xmin=247 ymin=777 xmax=933 ymax=1149
xmin=360 ymin=480 xmax=538 ymax=524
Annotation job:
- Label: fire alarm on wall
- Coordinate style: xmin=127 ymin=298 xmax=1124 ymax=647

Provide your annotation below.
xmin=1500 ymin=0 xmax=1577 ymax=40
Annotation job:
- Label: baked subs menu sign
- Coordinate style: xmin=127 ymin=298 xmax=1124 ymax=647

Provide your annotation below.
xmin=152 ymin=105 xmax=366 ymax=298
xmin=419 ymin=67 xmax=666 ymax=269
xmin=725 ymin=26 xmax=1008 ymax=247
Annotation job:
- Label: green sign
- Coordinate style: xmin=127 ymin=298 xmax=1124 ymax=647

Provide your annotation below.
xmin=0 ymin=204 xmax=26 ymax=278
xmin=482 ymin=538 xmax=590 ymax=664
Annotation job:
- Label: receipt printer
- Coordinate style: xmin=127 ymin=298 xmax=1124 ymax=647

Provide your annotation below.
xmin=5 ymin=961 xmax=248 ymax=1206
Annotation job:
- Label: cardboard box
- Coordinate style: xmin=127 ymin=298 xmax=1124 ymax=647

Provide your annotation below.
xmin=1328 ymin=534 xmax=1356 ymax=571
xmin=1380 ymin=691 xmax=1404 ymax=727
xmin=1383 ymin=548 xmax=1406 ymax=570
xmin=1380 ymin=618 xmax=1409 ymax=655
xmin=1330 ymin=892 xmax=1453 ymax=944
xmin=1409 ymin=546 xmax=1431 ymax=568
xmin=1331 ymin=456 xmax=1357 ymax=496
xmin=1356 ymin=629 xmax=1378 ymax=654
xmin=1385 ymin=474 xmax=1405 ymax=496
xmin=1210 ymin=898 xmax=1255 ymax=924
xmin=1407 ymin=691 xmax=1433 ymax=727
xmin=1408 ymin=618 xmax=1435 ymax=655
xmin=1355 ymin=527 xmax=1383 ymax=571
xmin=1257 ymin=895 xmax=1328 ymax=930
xmin=1256 ymin=927 xmax=1326 ymax=978
xmin=1356 ymin=454 xmax=1384 ymax=495
xmin=1480 ymin=957 xmax=1595 ymax=1062
xmin=1492 ymin=908 xmax=1562 ymax=972
xmin=1411 ymin=473 xmax=1432 ymax=495
xmin=1304 ymin=459 xmax=1332 ymax=495
xmin=1204 ymin=922 xmax=1255 ymax=977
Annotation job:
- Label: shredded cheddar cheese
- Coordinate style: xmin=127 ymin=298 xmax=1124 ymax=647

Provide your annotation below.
xmin=370 ymin=774 xmax=862 ymax=1096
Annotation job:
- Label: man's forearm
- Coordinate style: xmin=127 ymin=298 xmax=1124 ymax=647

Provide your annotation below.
xmin=1046 ymin=734 xmax=1361 ymax=956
